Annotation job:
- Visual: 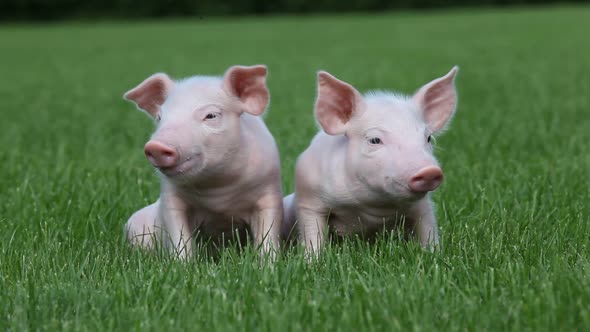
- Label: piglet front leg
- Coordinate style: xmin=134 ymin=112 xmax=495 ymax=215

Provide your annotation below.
xmin=406 ymin=197 xmax=440 ymax=250
xmin=159 ymin=192 xmax=194 ymax=259
xmin=250 ymin=193 xmax=282 ymax=258
xmin=297 ymin=204 xmax=328 ymax=258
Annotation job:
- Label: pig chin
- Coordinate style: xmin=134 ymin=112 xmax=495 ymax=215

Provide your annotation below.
xmin=157 ymin=154 xmax=204 ymax=182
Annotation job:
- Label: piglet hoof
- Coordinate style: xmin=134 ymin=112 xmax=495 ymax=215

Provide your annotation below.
xmin=257 ymin=241 xmax=279 ymax=264
xmin=302 ymin=246 xmax=322 ymax=263
xmin=423 ymin=239 xmax=441 ymax=253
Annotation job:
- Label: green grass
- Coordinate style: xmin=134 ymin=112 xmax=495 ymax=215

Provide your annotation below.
xmin=1 ymin=5 xmax=590 ymax=331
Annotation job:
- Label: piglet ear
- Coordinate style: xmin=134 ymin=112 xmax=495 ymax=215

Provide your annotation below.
xmin=315 ymin=71 xmax=364 ymax=135
xmin=124 ymin=73 xmax=174 ymax=120
xmin=223 ymin=65 xmax=269 ymax=116
xmin=413 ymin=66 xmax=459 ymax=133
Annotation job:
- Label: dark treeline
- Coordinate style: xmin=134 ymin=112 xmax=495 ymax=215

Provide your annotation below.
xmin=1 ymin=0 xmax=588 ymax=20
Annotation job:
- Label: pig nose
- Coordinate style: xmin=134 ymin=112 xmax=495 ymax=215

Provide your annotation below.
xmin=408 ymin=166 xmax=444 ymax=193
xmin=144 ymin=141 xmax=178 ymax=168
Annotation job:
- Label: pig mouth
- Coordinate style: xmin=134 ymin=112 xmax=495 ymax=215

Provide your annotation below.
xmin=386 ymin=178 xmax=427 ymax=200
xmin=387 ymin=177 xmax=412 ymax=192
xmin=157 ymin=155 xmax=201 ymax=176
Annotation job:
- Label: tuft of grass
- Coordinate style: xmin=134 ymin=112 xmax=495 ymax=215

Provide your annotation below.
xmin=1 ymin=5 xmax=589 ymax=331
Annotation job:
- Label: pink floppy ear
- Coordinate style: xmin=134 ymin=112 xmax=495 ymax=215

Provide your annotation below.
xmin=315 ymin=71 xmax=364 ymax=135
xmin=413 ymin=66 xmax=459 ymax=133
xmin=223 ymin=65 xmax=269 ymax=116
xmin=123 ymin=73 xmax=174 ymax=119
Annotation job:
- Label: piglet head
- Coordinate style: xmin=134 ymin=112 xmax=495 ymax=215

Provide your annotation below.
xmin=124 ymin=65 xmax=269 ymax=184
xmin=314 ymin=67 xmax=458 ymax=201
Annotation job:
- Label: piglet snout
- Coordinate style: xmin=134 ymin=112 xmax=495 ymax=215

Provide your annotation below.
xmin=408 ymin=166 xmax=444 ymax=193
xmin=144 ymin=140 xmax=178 ymax=168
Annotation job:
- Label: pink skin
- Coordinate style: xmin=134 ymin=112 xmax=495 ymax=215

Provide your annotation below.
xmin=123 ymin=65 xmax=283 ymax=259
xmin=283 ymin=67 xmax=459 ymax=256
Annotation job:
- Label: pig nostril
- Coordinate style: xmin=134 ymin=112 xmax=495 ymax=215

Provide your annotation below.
xmin=413 ymin=176 xmax=424 ymax=182
xmin=144 ymin=150 xmax=156 ymax=161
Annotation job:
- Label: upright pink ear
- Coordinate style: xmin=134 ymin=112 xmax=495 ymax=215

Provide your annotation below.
xmin=413 ymin=66 xmax=459 ymax=133
xmin=223 ymin=65 xmax=269 ymax=116
xmin=315 ymin=71 xmax=364 ymax=135
xmin=123 ymin=73 xmax=174 ymax=119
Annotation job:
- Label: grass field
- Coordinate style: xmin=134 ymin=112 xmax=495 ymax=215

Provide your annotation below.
xmin=1 ymin=5 xmax=590 ymax=331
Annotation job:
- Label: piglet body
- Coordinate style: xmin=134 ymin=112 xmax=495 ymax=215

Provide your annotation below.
xmin=283 ymin=67 xmax=459 ymax=255
xmin=124 ymin=65 xmax=282 ymax=258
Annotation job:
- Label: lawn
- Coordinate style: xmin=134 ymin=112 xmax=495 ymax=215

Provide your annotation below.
xmin=1 ymin=5 xmax=589 ymax=331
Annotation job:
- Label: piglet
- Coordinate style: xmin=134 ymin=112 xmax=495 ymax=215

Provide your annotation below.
xmin=124 ymin=65 xmax=283 ymax=259
xmin=283 ymin=67 xmax=459 ymax=256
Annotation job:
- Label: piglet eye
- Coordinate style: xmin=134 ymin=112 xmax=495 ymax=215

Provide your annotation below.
xmin=368 ymin=137 xmax=382 ymax=145
xmin=205 ymin=113 xmax=217 ymax=120
xmin=427 ymin=135 xmax=433 ymax=143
